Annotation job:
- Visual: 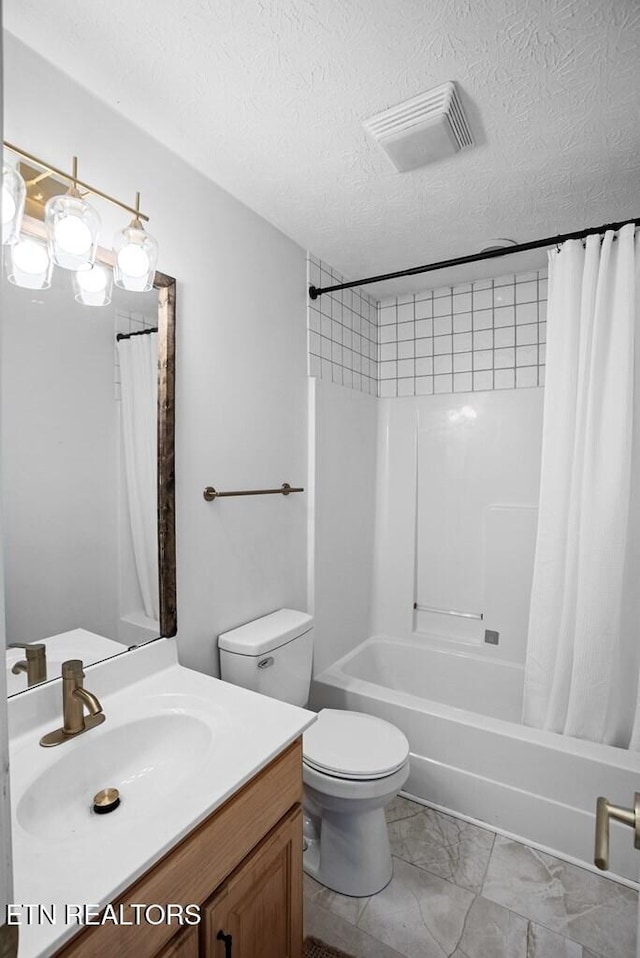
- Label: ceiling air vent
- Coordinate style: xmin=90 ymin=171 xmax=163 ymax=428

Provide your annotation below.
xmin=363 ymin=81 xmax=473 ymax=172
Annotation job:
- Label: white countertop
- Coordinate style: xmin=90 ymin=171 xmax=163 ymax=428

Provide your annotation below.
xmin=8 ymin=638 xmax=315 ymax=958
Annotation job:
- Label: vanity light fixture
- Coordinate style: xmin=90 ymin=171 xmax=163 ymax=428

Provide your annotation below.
xmin=2 ymin=142 xmax=159 ymax=303
xmin=44 ymin=156 xmax=101 ymax=271
xmin=113 ymin=192 xmax=158 ymax=292
xmin=73 ymin=262 xmax=113 ymax=307
xmin=2 ymin=162 xmax=26 ymax=245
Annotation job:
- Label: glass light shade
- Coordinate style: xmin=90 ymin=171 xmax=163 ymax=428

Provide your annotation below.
xmin=73 ymin=263 xmax=113 ymax=307
xmin=44 ymin=192 xmax=101 ymax=270
xmin=7 ymin=237 xmax=52 ymax=289
xmin=2 ymin=164 xmax=26 ymax=245
xmin=113 ymin=221 xmax=158 ymax=292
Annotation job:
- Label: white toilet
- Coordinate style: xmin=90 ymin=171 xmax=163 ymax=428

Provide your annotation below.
xmin=218 ymin=608 xmax=410 ymax=897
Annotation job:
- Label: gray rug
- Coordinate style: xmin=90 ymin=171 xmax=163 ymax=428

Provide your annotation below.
xmin=303 ymin=936 xmax=356 ymax=958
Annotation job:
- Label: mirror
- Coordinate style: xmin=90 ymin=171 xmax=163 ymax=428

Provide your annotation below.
xmin=1 ymin=150 xmax=176 ymax=696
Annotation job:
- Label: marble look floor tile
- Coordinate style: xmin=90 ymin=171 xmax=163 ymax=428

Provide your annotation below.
xmin=387 ymin=801 xmax=495 ymax=893
xmin=304 ymin=899 xmax=406 ymax=958
xmin=450 ymin=896 xmax=528 ymax=958
xmin=526 ymin=922 xmax=584 ymax=957
xmin=304 ymin=873 xmax=370 ymax=926
xmin=482 ymin=836 xmax=637 ymax=958
xmin=357 ymin=857 xmax=475 ymax=958
xmin=386 ymin=797 xmax=422 ymax=823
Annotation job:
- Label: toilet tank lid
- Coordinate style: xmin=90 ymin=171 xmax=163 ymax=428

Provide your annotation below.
xmin=218 ymin=608 xmax=313 ymax=656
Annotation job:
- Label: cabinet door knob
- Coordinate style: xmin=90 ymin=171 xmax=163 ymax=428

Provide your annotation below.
xmin=217 ymin=929 xmax=233 ymax=957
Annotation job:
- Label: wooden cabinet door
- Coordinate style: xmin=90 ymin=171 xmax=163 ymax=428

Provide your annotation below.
xmin=204 ymin=806 xmax=302 ymax=958
xmin=157 ymin=925 xmax=199 ymax=958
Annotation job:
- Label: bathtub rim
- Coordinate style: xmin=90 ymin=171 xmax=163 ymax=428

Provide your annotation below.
xmin=312 ymin=633 xmax=640 ymax=773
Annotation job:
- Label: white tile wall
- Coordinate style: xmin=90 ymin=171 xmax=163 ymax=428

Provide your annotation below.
xmin=377 ymin=270 xmax=547 ymax=397
xmin=307 ymin=254 xmax=378 ymax=395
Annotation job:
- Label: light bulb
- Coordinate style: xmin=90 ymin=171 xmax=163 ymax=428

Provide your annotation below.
xmin=54 ymin=214 xmax=93 ymax=255
xmin=13 ymin=239 xmax=50 ymax=274
xmin=117 ymin=243 xmax=150 ymax=278
xmin=45 ymin=191 xmax=100 ymax=270
xmin=7 ymin=238 xmax=52 ymax=290
xmin=73 ymin=263 xmax=113 ymax=306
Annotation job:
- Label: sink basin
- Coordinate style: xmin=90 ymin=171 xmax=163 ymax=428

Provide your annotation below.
xmin=16 ymin=713 xmax=213 ymax=840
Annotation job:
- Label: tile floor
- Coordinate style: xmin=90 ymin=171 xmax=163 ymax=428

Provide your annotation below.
xmin=303 ymin=797 xmax=638 ymax=958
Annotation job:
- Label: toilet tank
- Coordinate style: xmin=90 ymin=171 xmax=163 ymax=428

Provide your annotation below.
xmin=218 ymin=609 xmax=313 ymax=707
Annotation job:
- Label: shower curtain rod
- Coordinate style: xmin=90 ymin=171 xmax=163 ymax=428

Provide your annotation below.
xmin=116 ymin=327 xmax=158 ymax=341
xmin=308 ymin=216 xmax=640 ymax=300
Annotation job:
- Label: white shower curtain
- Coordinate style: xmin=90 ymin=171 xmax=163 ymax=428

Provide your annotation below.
xmin=522 ymin=224 xmax=640 ymax=748
xmin=117 ymin=332 xmax=159 ymax=623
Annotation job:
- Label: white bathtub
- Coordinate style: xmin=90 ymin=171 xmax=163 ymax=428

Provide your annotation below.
xmin=310 ymin=634 xmax=640 ymax=883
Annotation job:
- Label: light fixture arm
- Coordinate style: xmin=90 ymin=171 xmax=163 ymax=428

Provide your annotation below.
xmin=3 ymin=140 xmax=150 ymax=223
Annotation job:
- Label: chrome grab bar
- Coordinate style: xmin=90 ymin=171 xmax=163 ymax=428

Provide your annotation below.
xmin=413 ymin=602 xmax=483 ymax=621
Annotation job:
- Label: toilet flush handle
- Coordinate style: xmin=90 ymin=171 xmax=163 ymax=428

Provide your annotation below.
xmin=257 ymin=656 xmax=274 ymax=669
xmin=594 ymin=794 xmax=640 ymax=871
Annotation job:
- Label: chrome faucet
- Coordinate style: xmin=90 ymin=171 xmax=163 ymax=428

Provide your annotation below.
xmin=40 ymin=659 xmax=105 ymax=747
xmin=8 ymin=641 xmax=47 ymax=687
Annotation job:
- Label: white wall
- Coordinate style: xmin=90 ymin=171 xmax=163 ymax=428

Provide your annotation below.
xmin=372 ymin=389 xmax=544 ymax=664
xmin=309 ymin=378 xmax=377 ymax=673
xmin=3 ymin=33 xmax=309 ymax=677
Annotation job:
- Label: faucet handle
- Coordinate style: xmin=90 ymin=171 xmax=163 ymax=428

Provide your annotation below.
xmin=62 ymin=659 xmax=84 ymax=679
xmin=7 ymin=641 xmax=46 ymax=653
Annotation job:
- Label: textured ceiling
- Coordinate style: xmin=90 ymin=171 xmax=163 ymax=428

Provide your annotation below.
xmin=4 ymin=0 xmax=640 ymax=296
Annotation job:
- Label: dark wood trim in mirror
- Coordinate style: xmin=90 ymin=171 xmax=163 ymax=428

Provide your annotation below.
xmin=155 ymin=272 xmax=177 ymax=638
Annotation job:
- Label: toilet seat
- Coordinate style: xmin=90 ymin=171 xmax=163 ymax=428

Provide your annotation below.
xmin=303 ymin=709 xmax=409 ymax=781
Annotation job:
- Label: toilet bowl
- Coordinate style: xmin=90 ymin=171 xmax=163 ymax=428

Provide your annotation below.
xmin=302 ymin=708 xmax=410 ymax=896
xmin=218 ymin=609 xmax=410 ymax=897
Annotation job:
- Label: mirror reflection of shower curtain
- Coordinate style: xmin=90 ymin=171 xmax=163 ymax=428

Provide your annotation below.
xmin=522 ymin=224 xmax=640 ymax=748
xmin=117 ymin=333 xmax=159 ymax=622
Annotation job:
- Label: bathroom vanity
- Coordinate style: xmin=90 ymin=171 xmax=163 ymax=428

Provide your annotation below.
xmin=55 ymin=740 xmax=303 ymax=958
xmin=8 ymin=638 xmax=314 ymax=958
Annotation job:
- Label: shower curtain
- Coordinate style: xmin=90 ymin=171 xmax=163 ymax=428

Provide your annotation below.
xmin=117 ymin=332 xmax=159 ymax=623
xmin=522 ymin=224 xmax=640 ymax=748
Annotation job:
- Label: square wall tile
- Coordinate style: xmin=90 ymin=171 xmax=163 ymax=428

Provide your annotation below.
xmin=473 ymin=288 xmax=493 ymax=310
xmin=494 ymin=326 xmax=515 ymax=348
xmin=398 ymin=322 xmax=414 ymax=342
xmin=472 ymin=309 xmax=493 ymax=330
xmin=474 ymin=369 xmax=493 ymax=391
xmin=416 ymin=357 xmax=433 ymax=376
xmin=516 ymin=280 xmax=537 ymax=304
xmin=453 ymin=292 xmax=472 ymax=313
xmin=516 ymin=366 xmax=539 ymax=388
xmin=397 ymin=378 xmax=415 ymax=397
xmin=434 ymin=354 xmax=453 ymax=374
xmin=416 ymin=376 xmax=434 ymax=395
xmin=398 ymin=339 xmax=415 ymax=359
xmin=434 ymin=373 xmax=453 ymax=393
xmin=397 ymin=358 xmax=415 ymax=377
xmin=495 ymin=367 xmax=515 ymax=389
xmin=415 ymin=297 xmax=433 ymax=319
xmin=516 ymin=302 xmax=537 ymax=325
xmin=454 ymin=331 xmax=473 ymax=352
xmin=379 ymin=379 xmax=397 ymax=398
xmin=416 ymin=318 xmax=433 ymax=338
xmin=453 ymin=312 xmax=472 ymax=333
xmin=453 ymin=352 xmax=473 ymax=372
xmin=516 ymin=324 xmax=538 ymax=346
xmin=398 ymin=301 xmax=413 ymax=323
xmin=434 ymin=296 xmax=453 ymax=318
xmin=474 ymin=328 xmax=493 ymax=350
xmin=416 ymin=338 xmax=434 ymax=357
xmin=454 ymin=371 xmax=473 ymax=393
xmin=434 ymin=315 xmax=453 ymax=336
